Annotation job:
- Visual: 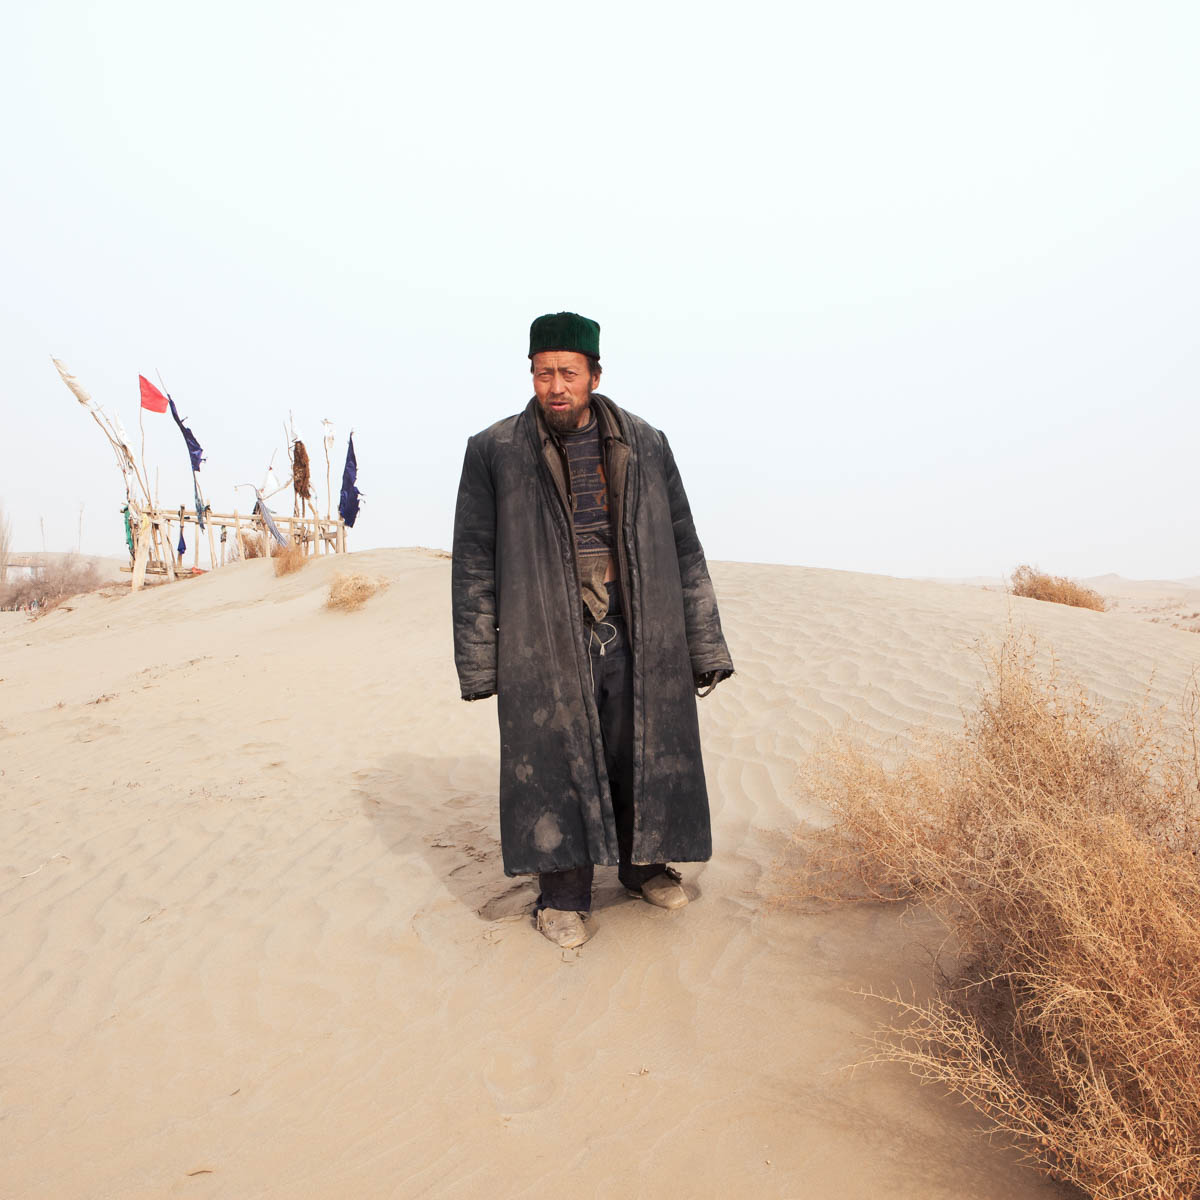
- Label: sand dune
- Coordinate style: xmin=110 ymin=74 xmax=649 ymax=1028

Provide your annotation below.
xmin=1080 ymin=573 xmax=1200 ymax=632
xmin=927 ymin=570 xmax=1200 ymax=634
xmin=4 ymin=550 xmax=1199 ymax=1198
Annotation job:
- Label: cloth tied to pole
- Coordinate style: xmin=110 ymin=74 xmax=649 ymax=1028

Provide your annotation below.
xmin=254 ymin=492 xmax=288 ymax=546
xmin=339 ymin=433 xmax=362 ymax=528
xmin=139 ymin=376 xmax=169 ymax=413
xmin=167 ymin=398 xmax=205 ymax=472
xmin=292 ymin=440 xmax=312 ymax=500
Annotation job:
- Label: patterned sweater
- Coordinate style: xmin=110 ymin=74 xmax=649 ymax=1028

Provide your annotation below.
xmin=559 ymin=413 xmax=614 ymax=620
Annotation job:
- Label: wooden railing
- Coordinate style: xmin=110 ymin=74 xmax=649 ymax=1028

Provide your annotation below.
xmin=125 ymin=503 xmax=348 ymax=590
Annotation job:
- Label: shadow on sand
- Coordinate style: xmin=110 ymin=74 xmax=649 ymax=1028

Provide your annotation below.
xmin=354 ymin=751 xmax=700 ymax=922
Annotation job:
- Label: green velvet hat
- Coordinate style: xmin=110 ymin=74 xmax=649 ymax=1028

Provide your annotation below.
xmin=528 ymin=312 xmax=601 ymax=360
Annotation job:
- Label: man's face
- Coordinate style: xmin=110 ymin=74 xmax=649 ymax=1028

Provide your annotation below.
xmin=532 ymin=351 xmax=598 ymax=433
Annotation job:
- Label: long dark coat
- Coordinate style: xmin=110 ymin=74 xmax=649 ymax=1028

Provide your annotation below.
xmin=451 ymin=394 xmax=733 ymax=876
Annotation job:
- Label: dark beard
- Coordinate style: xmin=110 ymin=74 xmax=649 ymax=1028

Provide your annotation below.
xmin=543 ymin=398 xmax=591 ymax=434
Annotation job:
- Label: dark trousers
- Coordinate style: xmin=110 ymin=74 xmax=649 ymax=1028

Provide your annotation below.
xmin=538 ymin=599 xmax=665 ymax=913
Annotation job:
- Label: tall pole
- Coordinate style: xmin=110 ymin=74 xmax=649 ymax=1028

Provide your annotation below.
xmin=139 ymin=403 xmax=151 ymax=509
xmin=322 ymin=419 xmax=334 ymax=522
xmin=52 ymin=360 xmax=149 ymax=504
xmin=159 ymin=371 xmax=209 ymax=563
xmin=325 ymin=439 xmax=332 ymax=520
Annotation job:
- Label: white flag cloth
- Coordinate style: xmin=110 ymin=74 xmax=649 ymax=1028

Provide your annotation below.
xmin=52 ymin=357 xmax=94 ymax=408
xmin=52 ymin=357 xmax=140 ymax=487
xmin=111 ymin=416 xmax=136 ymax=462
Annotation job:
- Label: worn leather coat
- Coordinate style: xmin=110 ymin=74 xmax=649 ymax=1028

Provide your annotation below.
xmin=452 ymin=393 xmax=733 ymax=876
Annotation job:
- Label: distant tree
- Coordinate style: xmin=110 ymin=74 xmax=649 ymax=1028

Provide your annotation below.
xmin=0 ymin=502 xmax=11 ymax=586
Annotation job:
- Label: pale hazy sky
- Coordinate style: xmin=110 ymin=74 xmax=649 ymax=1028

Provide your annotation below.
xmin=2 ymin=1 xmax=1197 ymax=580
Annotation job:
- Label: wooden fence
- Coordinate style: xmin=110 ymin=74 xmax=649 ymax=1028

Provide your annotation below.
xmin=126 ymin=503 xmax=347 ymax=590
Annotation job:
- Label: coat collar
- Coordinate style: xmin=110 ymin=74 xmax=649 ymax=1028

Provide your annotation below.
xmin=527 ymin=393 xmax=628 ymax=448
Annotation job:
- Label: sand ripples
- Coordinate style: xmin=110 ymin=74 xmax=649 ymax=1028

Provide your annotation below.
xmin=4 ymin=553 xmax=1196 ymax=1197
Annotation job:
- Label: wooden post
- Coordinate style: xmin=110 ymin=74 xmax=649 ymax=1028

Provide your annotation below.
xmin=234 ymin=509 xmax=245 ymax=560
xmin=306 ymin=499 xmax=318 ymax=555
xmin=147 ymin=518 xmax=160 ymax=572
xmin=150 ymin=519 xmax=174 ymax=582
xmin=131 ymin=521 xmax=151 ymax=591
xmin=207 ymin=520 xmax=217 ymax=571
xmin=160 ymin=521 xmax=176 ymax=582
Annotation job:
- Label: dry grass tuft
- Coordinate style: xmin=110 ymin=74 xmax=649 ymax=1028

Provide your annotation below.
xmin=238 ymin=532 xmax=266 ymax=560
xmin=326 ymin=572 xmax=385 ymax=612
xmin=273 ymin=541 xmax=308 ymax=577
xmin=794 ymin=633 xmax=1200 ymax=1199
xmin=1010 ymin=564 xmax=1107 ymax=611
xmin=0 ymin=554 xmax=103 ymax=614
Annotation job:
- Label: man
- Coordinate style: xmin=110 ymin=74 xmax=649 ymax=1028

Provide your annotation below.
xmin=451 ymin=312 xmax=733 ymax=949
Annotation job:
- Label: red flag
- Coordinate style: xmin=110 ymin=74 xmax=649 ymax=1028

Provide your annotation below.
xmin=139 ymin=375 xmax=168 ymax=413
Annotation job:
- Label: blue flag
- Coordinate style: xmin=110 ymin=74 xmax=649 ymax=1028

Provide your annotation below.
xmin=168 ymin=397 xmax=205 ymax=473
xmin=339 ymin=433 xmax=362 ymax=528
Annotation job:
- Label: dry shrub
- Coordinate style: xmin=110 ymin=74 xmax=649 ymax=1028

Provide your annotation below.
xmin=0 ymin=554 xmax=102 ymax=613
xmin=797 ymin=633 xmax=1200 ymax=1199
xmin=237 ymin=532 xmax=266 ymax=560
xmin=326 ymin=572 xmax=384 ymax=612
xmin=1011 ymin=564 xmax=1107 ymax=611
xmin=273 ymin=541 xmax=308 ymax=577
xmin=0 ymin=501 xmax=11 ymax=582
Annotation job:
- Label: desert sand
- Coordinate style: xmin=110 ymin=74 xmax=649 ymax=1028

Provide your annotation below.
xmin=4 ymin=550 xmax=1200 ymax=1199
xmin=1083 ymin=573 xmax=1200 ymax=632
xmin=931 ymin=571 xmax=1200 ymax=634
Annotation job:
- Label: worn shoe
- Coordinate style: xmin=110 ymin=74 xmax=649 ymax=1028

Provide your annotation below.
xmin=536 ymin=907 xmax=590 ymax=949
xmin=637 ymin=868 xmax=689 ymax=910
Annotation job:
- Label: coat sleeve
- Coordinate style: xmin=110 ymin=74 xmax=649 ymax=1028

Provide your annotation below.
xmin=661 ymin=434 xmax=734 ymax=689
xmin=451 ymin=436 xmax=499 ymax=700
